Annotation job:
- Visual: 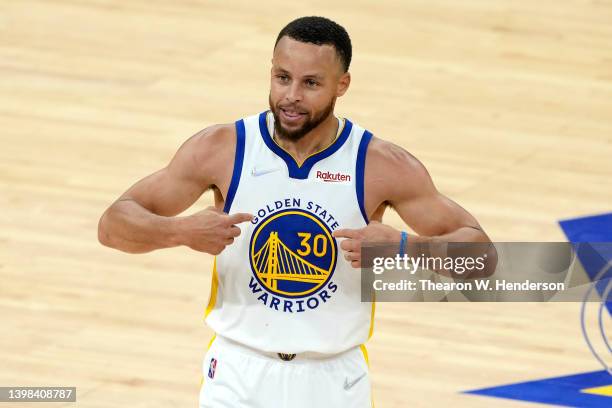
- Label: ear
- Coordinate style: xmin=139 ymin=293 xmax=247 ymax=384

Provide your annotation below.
xmin=336 ymin=71 xmax=351 ymax=97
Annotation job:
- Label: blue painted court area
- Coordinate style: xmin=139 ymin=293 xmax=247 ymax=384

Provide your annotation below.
xmin=560 ymin=212 xmax=612 ymax=315
xmin=466 ymin=213 xmax=612 ymax=406
xmin=559 ymin=213 xmax=612 ymax=243
xmin=465 ymin=370 xmax=612 ymax=407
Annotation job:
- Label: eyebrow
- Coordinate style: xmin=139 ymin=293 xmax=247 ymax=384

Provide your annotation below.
xmin=273 ymin=67 xmax=324 ymax=80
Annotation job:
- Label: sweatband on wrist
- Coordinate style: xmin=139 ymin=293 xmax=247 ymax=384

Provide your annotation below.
xmin=399 ymin=231 xmax=408 ymax=256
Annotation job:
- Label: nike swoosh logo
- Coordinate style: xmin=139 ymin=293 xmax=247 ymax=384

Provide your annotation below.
xmin=344 ymin=372 xmax=367 ymax=390
xmin=251 ymin=167 xmax=280 ymax=177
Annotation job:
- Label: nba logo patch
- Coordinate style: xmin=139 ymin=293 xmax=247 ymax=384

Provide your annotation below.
xmin=208 ymin=358 xmax=217 ymax=379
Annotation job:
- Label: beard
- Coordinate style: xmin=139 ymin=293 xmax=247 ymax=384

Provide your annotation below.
xmin=268 ymin=93 xmax=336 ymax=142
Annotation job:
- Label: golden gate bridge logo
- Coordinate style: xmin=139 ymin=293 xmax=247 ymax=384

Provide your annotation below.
xmin=249 ymin=209 xmax=337 ymax=298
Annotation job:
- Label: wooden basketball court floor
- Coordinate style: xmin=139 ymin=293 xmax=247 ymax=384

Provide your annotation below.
xmin=1 ymin=0 xmax=611 ymax=406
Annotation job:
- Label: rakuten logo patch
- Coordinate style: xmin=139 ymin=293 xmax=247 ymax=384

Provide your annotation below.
xmin=316 ymin=171 xmax=351 ymax=183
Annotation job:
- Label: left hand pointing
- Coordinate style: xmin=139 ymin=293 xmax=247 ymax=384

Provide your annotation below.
xmin=332 ymin=221 xmax=405 ymax=268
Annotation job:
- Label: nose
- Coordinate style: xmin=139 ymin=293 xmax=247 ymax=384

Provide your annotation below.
xmin=285 ymin=81 xmax=302 ymax=104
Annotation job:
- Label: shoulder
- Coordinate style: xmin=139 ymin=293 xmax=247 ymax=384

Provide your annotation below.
xmin=365 ymin=136 xmax=431 ymax=181
xmin=190 ymin=122 xmax=236 ymax=156
xmin=364 ymin=135 xmax=436 ymax=201
xmin=168 ymin=122 xmax=237 ymax=184
xmin=184 ymin=122 xmax=237 ymax=165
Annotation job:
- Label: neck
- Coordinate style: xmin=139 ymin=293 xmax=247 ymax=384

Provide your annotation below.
xmin=272 ymin=113 xmax=339 ymax=164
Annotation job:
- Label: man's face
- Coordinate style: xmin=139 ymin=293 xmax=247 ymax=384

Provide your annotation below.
xmin=269 ymin=36 xmax=350 ymax=141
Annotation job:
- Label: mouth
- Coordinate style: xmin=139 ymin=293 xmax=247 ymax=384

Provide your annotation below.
xmin=279 ymin=107 xmax=306 ymax=123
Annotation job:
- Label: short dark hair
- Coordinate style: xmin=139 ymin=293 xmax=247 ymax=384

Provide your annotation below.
xmin=274 ymin=16 xmax=352 ymax=72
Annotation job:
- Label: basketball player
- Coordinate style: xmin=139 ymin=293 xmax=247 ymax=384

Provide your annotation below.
xmin=98 ymin=16 xmax=493 ymax=408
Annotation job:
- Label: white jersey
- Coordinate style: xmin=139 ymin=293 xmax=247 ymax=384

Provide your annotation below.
xmin=204 ymin=110 xmax=375 ymax=355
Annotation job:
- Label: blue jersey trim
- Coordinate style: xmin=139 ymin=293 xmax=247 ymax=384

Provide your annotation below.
xmin=356 ymin=130 xmax=373 ymax=224
xmin=258 ymin=111 xmax=353 ymax=179
xmin=223 ymin=119 xmax=246 ymax=213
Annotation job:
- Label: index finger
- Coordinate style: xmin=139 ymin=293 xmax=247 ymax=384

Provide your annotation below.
xmin=226 ymin=212 xmax=254 ymax=225
xmin=332 ymin=228 xmax=360 ymax=239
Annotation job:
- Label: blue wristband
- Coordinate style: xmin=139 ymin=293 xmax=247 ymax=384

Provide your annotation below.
xmin=399 ymin=231 xmax=408 ymax=256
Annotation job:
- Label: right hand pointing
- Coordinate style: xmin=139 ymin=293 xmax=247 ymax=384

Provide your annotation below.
xmin=180 ymin=206 xmax=253 ymax=255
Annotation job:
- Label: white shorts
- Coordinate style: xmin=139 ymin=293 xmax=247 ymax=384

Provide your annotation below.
xmin=199 ymin=334 xmax=373 ymax=408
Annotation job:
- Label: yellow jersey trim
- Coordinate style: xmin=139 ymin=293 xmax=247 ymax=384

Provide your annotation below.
xmin=199 ymin=333 xmax=218 ymax=389
xmin=368 ymin=292 xmax=376 ymax=339
xmin=359 ymin=343 xmax=375 ymax=408
xmin=204 ymin=257 xmax=219 ymax=320
xmin=359 ymin=344 xmax=370 ymax=367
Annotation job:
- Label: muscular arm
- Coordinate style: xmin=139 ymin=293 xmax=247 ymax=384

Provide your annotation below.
xmin=98 ymin=124 xmax=244 ymax=254
xmin=335 ymin=137 xmax=497 ymax=277
xmin=368 ymin=137 xmax=497 ymax=276
xmin=368 ymin=138 xmax=487 ymax=241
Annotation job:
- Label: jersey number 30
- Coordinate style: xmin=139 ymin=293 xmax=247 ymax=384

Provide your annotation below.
xmin=296 ymin=232 xmax=328 ymax=257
